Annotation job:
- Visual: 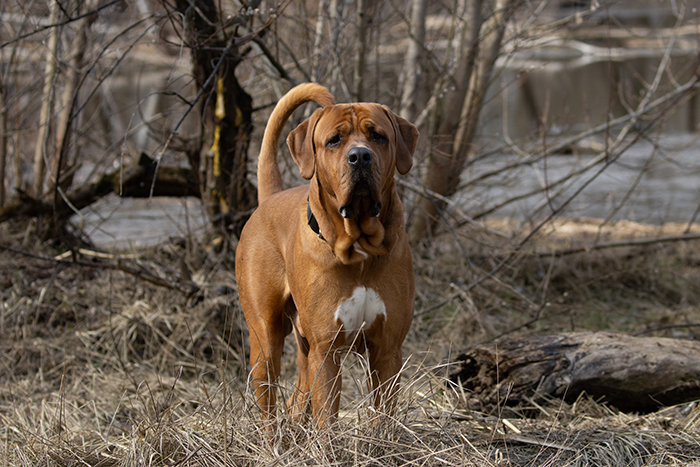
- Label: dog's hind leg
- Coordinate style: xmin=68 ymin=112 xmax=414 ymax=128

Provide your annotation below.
xmin=239 ymin=279 xmax=288 ymax=424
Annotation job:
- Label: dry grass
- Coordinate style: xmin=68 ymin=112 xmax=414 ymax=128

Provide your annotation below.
xmin=2 ymin=220 xmax=700 ymax=466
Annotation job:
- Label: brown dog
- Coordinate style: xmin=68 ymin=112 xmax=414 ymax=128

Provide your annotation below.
xmin=236 ymin=83 xmax=418 ymax=428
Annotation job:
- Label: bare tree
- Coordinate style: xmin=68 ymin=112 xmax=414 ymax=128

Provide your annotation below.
xmin=31 ymin=0 xmax=60 ymax=199
xmin=409 ymin=0 xmax=518 ymax=242
xmin=0 ymin=81 xmax=6 ymax=208
xmin=50 ymin=1 xmax=95 ymax=197
xmin=398 ymin=0 xmax=428 ymax=121
xmin=352 ymin=0 xmax=368 ymax=101
xmin=170 ymin=0 xmax=258 ymax=236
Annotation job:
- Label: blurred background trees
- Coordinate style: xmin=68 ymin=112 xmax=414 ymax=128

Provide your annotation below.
xmin=1 ymin=0 xmax=699 ymax=254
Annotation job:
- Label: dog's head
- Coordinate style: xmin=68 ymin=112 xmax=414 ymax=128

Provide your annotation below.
xmin=289 ymin=103 xmax=417 ymax=218
xmin=287 ymin=103 xmax=418 ymax=263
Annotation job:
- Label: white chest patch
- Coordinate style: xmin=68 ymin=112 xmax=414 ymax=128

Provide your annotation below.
xmin=334 ymin=287 xmax=386 ymax=341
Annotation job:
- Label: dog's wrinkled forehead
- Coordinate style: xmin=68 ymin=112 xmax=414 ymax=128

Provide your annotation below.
xmin=288 ymin=100 xmax=416 ymax=180
xmin=315 ymin=104 xmax=393 ymax=144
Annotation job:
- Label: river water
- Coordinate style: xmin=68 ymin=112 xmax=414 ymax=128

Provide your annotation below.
xmin=456 ymin=133 xmax=700 ymax=226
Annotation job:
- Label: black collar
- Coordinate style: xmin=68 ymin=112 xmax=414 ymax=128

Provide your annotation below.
xmin=307 ymin=200 xmax=324 ymax=240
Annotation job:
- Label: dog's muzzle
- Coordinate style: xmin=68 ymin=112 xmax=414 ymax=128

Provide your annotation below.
xmin=339 ymin=147 xmax=382 ymax=220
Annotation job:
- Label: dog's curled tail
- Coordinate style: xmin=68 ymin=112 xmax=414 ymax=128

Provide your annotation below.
xmin=257 ymin=83 xmax=335 ymax=205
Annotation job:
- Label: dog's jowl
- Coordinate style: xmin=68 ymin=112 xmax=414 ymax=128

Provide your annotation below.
xmin=236 ymin=83 xmax=419 ymax=428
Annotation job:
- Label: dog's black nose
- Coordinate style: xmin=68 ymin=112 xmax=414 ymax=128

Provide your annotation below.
xmin=347 ymin=147 xmax=372 ymax=168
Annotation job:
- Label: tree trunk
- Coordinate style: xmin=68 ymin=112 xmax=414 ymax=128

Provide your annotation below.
xmin=51 ymin=3 xmax=95 ymax=196
xmin=450 ymin=332 xmax=700 ymax=413
xmin=0 ymin=84 xmax=6 ymax=208
xmin=409 ymin=0 xmax=516 ymax=243
xmin=398 ymin=0 xmax=428 ymax=122
xmin=408 ymin=0 xmax=482 ymax=242
xmin=352 ymin=0 xmax=368 ymax=102
xmin=310 ymin=0 xmax=329 ymax=85
xmin=328 ymin=0 xmax=342 ymax=97
xmin=175 ymin=0 xmax=256 ymax=236
xmin=32 ymin=0 xmax=60 ymax=199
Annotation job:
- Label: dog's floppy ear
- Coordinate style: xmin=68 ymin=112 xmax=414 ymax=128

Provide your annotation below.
xmin=287 ymin=107 xmax=326 ymax=180
xmin=382 ymin=106 xmax=419 ymax=175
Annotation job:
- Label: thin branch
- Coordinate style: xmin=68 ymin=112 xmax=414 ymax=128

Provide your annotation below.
xmin=398 ymin=178 xmax=509 ymax=238
xmin=0 ymin=243 xmax=199 ymax=295
xmin=535 ymin=232 xmax=700 ymax=258
xmin=0 ymin=0 xmax=122 ymax=49
xmin=467 ymin=73 xmax=700 ymax=221
xmin=251 ymin=36 xmax=298 ymax=85
xmin=634 ymin=323 xmax=700 ymax=336
xmin=459 ymin=77 xmax=700 ymax=200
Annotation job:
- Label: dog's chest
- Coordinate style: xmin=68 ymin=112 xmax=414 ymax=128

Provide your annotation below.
xmin=334 ymin=286 xmax=386 ymax=341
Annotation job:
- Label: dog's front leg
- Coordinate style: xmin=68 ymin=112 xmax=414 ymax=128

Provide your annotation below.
xmin=368 ymin=345 xmax=404 ymax=416
xmin=307 ymin=342 xmax=342 ymax=429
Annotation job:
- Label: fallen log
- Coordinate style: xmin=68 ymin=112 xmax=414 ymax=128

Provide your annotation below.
xmin=0 ymin=153 xmax=200 ymax=225
xmin=449 ymin=332 xmax=700 ymax=413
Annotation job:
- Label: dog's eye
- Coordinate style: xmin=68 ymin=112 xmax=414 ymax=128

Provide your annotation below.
xmin=370 ymin=130 xmax=387 ymax=144
xmin=326 ymin=134 xmax=341 ymax=148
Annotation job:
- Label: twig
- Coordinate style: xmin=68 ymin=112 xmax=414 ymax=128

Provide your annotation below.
xmin=491 ymin=433 xmax=576 ymax=452
xmin=397 ymin=178 xmax=509 ymax=238
xmin=0 ymin=0 xmax=122 ymax=50
xmin=0 ymin=243 xmax=199 ymax=296
xmin=536 ymin=232 xmax=700 ymax=258
xmin=634 ymin=323 xmax=700 ymax=336
xmin=252 ymin=36 xmax=299 ymax=86
xmin=460 ymin=75 xmax=700 ymax=222
xmin=413 ymin=292 xmax=461 ymax=318
xmin=469 ymin=303 xmax=554 ymax=350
